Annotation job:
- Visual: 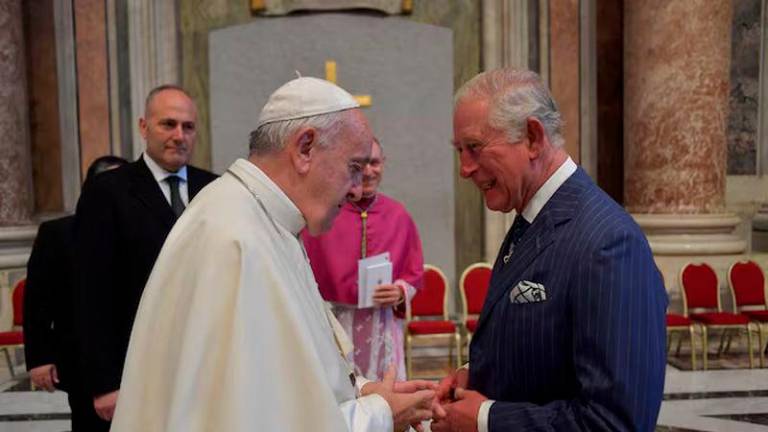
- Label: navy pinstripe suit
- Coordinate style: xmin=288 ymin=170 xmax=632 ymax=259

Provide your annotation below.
xmin=469 ymin=168 xmax=668 ymax=431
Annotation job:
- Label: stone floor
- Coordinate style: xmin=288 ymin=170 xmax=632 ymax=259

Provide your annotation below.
xmin=1 ymin=348 xmax=767 ymax=432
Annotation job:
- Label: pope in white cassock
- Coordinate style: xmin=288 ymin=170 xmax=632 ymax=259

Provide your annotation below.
xmin=110 ymin=77 xmax=436 ymax=432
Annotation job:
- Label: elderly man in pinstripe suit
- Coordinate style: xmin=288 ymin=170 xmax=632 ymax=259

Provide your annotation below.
xmin=432 ymin=69 xmax=668 ymax=432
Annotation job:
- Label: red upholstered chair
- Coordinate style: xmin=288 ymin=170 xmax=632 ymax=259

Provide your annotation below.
xmin=680 ymin=263 xmax=757 ymax=369
xmin=666 ymin=313 xmax=703 ymax=370
xmin=728 ymin=260 xmax=768 ymax=367
xmin=405 ymin=264 xmax=461 ymax=378
xmin=0 ymin=278 xmax=25 ymax=377
xmin=459 ymin=263 xmax=491 ymax=348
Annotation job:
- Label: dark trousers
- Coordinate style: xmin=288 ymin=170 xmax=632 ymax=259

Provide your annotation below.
xmin=67 ymin=391 xmax=110 ymax=432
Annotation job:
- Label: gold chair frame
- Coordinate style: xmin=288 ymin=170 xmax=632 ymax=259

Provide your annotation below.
xmin=727 ymin=260 xmax=768 ymax=368
xmin=680 ymin=262 xmax=758 ymax=370
xmin=405 ymin=264 xmax=461 ymax=379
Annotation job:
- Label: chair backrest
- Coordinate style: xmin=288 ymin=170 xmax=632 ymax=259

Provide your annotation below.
xmin=680 ymin=262 xmax=720 ymax=314
xmin=12 ymin=278 xmax=25 ymax=326
xmin=410 ymin=264 xmax=449 ymax=320
xmin=460 ymin=263 xmax=491 ymax=317
xmin=728 ymin=260 xmax=767 ymax=309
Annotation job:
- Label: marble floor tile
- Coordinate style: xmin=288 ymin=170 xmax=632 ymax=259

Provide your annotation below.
xmin=2 ymin=357 xmax=768 ymax=431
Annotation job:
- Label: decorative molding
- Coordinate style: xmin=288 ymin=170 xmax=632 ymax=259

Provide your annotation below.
xmin=53 ymin=0 xmax=81 ymax=212
xmin=252 ymin=0 xmax=409 ymax=15
xmin=128 ymin=0 xmax=180 ymax=159
xmin=760 ymin=0 xmax=768 ymax=174
xmin=0 ymin=225 xmax=36 ymax=271
xmin=538 ymin=0 xmax=549 ymax=86
xmin=633 ymin=213 xmax=747 ymax=255
xmin=481 ymin=0 xmax=534 ymax=260
xmin=106 ymin=0 xmax=122 ymax=157
xmin=579 ymin=0 xmax=597 ymax=179
xmin=482 ymin=0 xmax=529 ymax=70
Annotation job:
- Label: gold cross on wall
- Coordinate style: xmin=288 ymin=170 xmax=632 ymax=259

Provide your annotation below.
xmin=325 ymin=60 xmax=372 ymax=107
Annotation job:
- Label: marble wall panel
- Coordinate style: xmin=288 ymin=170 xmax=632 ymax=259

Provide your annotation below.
xmin=624 ymin=0 xmax=732 ymax=214
xmin=548 ymin=0 xmax=580 ymax=163
xmin=74 ymin=0 xmax=110 ymax=178
xmin=727 ymin=0 xmax=761 ymax=175
xmin=23 ymin=0 xmax=63 ymax=213
xmin=0 ymin=1 xmax=34 ymax=225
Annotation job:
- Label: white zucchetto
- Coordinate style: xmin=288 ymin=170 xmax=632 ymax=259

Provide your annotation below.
xmin=256 ymin=77 xmax=360 ymax=128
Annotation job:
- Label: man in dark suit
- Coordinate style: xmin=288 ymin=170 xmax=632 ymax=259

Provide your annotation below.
xmin=432 ymin=69 xmax=668 ymax=431
xmin=75 ymin=85 xmax=217 ymax=429
xmin=24 ymin=156 xmax=128 ymax=431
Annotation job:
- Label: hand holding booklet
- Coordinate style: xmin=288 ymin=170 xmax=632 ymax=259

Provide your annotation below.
xmin=357 ymin=252 xmax=392 ymax=308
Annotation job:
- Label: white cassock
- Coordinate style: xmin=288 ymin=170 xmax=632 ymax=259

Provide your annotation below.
xmin=110 ymin=158 xmax=392 ymax=432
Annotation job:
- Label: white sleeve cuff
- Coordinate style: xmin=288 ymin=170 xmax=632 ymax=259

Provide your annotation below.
xmin=478 ymin=400 xmax=494 ymax=432
xmin=356 ymin=394 xmax=393 ymax=431
xmin=355 ymin=376 xmax=371 ymax=396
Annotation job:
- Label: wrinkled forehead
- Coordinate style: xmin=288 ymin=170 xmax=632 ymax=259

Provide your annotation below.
xmin=341 ymin=110 xmax=373 ymax=157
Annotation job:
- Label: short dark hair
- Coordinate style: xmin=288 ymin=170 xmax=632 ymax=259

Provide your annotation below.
xmin=86 ymin=155 xmax=129 ymax=181
xmin=144 ymin=84 xmax=192 ymax=115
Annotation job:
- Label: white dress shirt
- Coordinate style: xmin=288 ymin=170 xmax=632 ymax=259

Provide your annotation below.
xmin=477 ymin=157 xmax=577 ymax=432
xmin=142 ymin=152 xmax=190 ymax=206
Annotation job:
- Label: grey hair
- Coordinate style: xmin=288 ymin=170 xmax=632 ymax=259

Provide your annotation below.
xmin=248 ymin=110 xmax=349 ymax=155
xmin=454 ymin=69 xmax=565 ymax=148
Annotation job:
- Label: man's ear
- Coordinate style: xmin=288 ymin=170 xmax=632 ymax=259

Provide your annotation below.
xmin=291 ymin=127 xmax=317 ymax=175
xmin=525 ymin=117 xmax=548 ymax=159
xmin=138 ymin=117 xmax=148 ymax=140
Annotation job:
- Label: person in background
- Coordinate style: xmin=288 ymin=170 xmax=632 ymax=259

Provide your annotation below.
xmin=74 ymin=85 xmax=217 ymax=429
xmin=24 ymin=155 xmax=128 ymax=431
xmin=303 ymin=137 xmax=424 ymax=381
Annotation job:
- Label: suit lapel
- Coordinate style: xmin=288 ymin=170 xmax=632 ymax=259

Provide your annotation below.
xmin=128 ymin=157 xmax=176 ymax=228
xmin=475 ymin=213 xmax=556 ymax=334
xmin=474 ymin=169 xmax=588 ymax=336
xmin=187 ymin=167 xmax=205 ymax=200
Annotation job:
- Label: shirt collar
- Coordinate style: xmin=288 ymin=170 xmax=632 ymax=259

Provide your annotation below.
xmin=228 ymin=158 xmax=305 ymax=236
xmin=521 ymin=157 xmax=577 ymax=223
xmin=142 ymin=152 xmax=188 ymax=182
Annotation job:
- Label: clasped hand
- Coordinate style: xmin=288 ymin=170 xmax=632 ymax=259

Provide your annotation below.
xmin=430 ymin=368 xmax=488 ymax=432
xmin=362 ymin=367 xmax=436 ymax=431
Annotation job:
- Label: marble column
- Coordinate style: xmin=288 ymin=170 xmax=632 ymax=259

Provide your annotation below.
xmin=624 ymin=0 xmax=744 ymax=255
xmin=0 ymin=0 xmax=34 ymax=226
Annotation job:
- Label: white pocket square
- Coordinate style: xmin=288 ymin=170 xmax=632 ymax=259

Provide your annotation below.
xmin=509 ymin=280 xmax=547 ymax=304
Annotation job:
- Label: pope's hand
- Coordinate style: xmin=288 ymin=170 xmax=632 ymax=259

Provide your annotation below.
xmin=364 ymin=367 xmax=434 ymax=431
xmin=373 ymin=284 xmax=404 ymax=308
xmin=93 ymin=390 xmax=119 ymax=421
xmin=29 ymin=364 xmax=58 ymax=392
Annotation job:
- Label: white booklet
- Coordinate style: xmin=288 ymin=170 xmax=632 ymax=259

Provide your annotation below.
xmin=357 ymin=252 xmax=392 ymax=308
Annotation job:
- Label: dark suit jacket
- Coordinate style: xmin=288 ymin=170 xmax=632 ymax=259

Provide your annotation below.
xmin=75 ymin=157 xmax=217 ymax=397
xmin=469 ymin=168 xmax=668 ymax=431
xmin=24 ymin=215 xmax=77 ymax=392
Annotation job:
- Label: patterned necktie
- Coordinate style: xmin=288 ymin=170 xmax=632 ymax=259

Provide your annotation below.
xmin=165 ymin=175 xmax=185 ymax=218
xmin=503 ymin=215 xmax=530 ymax=264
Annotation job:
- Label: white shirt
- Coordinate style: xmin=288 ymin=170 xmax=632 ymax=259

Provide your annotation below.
xmin=142 ymin=152 xmax=190 ymax=206
xmin=477 ymin=156 xmax=577 ymax=432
